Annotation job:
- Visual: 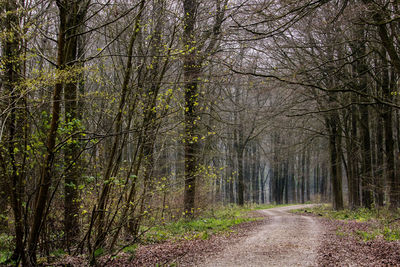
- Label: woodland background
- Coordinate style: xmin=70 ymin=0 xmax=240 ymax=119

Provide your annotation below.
xmin=1 ymin=0 xmax=400 ymax=265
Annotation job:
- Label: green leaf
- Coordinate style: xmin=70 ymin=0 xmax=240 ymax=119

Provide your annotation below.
xmin=94 ymin=247 xmax=104 ymax=258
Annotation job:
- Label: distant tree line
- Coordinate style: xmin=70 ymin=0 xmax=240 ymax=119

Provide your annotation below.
xmin=0 ymin=0 xmax=399 ymax=266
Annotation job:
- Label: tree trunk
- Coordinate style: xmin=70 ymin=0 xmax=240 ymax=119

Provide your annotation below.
xmin=183 ymin=0 xmax=200 ymax=215
xmin=27 ymin=1 xmax=67 ymax=263
xmin=63 ymin=0 xmax=88 ymax=250
xmin=359 ymin=105 xmax=373 ymax=208
xmin=301 ymin=151 xmax=305 ymax=204
xmin=251 ymin=143 xmax=259 ymax=203
xmin=383 ymin=65 xmax=398 ymax=208
xmin=327 ymin=114 xmax=344 ymax=210
xmin=284 ymin=160 xmax=289 ymax=204
xmin=350 ymin=95 xmax=361 ymax=208
xmin=306 ymin=149 xmax=311 ymax=202
xmin=357 ymin=59 xmax=373 ymax=208
xmin=374 ymin=112 xmax=385 ymax=206
xmin=290 ymin=159 xmax=296 ymax=203
xmin=244 ymin=147 xmax=250 ymax=202
xmin=3 ymin=0 xmax=26 ymax=264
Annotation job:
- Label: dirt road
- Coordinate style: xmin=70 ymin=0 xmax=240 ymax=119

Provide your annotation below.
xmin=197 ymin=204 xmax=321 ymax=267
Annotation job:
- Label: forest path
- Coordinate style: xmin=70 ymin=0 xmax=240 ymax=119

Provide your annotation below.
xmin=197 ymin=204 xmax=321 ymax=267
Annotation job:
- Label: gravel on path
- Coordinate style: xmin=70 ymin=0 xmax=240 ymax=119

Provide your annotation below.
xmin=196 ymin=204 xmax=321 ymax=267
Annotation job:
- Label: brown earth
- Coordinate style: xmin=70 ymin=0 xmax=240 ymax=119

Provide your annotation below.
xmin=316 ymin=217 xmax=400 ymax=266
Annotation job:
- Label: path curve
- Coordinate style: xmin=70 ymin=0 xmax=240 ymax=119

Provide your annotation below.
xmin=197 ymin=204 xmax=321 ymax=267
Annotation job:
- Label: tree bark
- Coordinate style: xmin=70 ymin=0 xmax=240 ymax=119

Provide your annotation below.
xmin=63 ymin=0 xmax=88 ymax=250
xmin=236 ymin=146 xmax=245 ymax=205
xmin=327 ymin=113 xmax=344 ymax=210
xmin=383 ymin=66 xmax=398 ymax=209
xmin=354 ymin=29 xmax=373 ymax=208
xmin=3 ymin=0 xmax=26 ymax=264
xmin=183 ymin=0 xmax=226 ymax=212
xmin=301 ymin=150 xmax=305 ymax=204
xmin=350 ymin=94 xmax=361 ymax=208
xmin=183 ymin=0 xmax=200 ymax=215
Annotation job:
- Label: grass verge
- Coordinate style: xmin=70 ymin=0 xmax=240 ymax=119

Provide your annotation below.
xmin=142 ymin=203 xmax=288 ymax=243
xmin=294 ymin=204 xmax=400 ymax=242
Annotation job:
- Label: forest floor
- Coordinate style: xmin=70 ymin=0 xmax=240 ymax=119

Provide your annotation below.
xmin=191 ymin=204 xmax=320 ymax=267
xmin=95 ymin=204 xmax=319 ymax=266
xmin=57 ymin=204 xmax=400 ymax=266
xmin=315 ymin=216 xmax=400 ymax=266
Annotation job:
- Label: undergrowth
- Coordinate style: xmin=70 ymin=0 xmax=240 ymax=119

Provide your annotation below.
xmin=0 ymin=204 xmax=288 ymax=264
xmin=0 ymin=233 xmax=13 ymax=265
xmin=141 ymin=203 xmax=285 ymax=243
xmin=296 ymin=204 xmax=400 ymax=242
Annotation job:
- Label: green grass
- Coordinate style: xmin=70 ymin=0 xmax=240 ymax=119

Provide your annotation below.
xmin=295 ymin=204 xmax=400 ymax=222
xmin=295 ymin=204 xmax=380 ymax=222
xmin=335 ymin=229 xmax=347 ymax=237
xmin=250 ymin=203 xmax=297 ymax=210
xmin=355 ymin=229 xmax=380 ymax=241
xmin=142 ymin=204 xmax=288 ymax=243
xmin=50 ymin=248 xmax=67 ymax=258
xmin=294 ymin=204 xmax=400 ymax=242
xmin=382 ymin=226 xmax=400 ymax=241
xmin=122 ymin=244 xmax=138 ymax=254
xmin=355 ymin=226 xmax=400 ymax=242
